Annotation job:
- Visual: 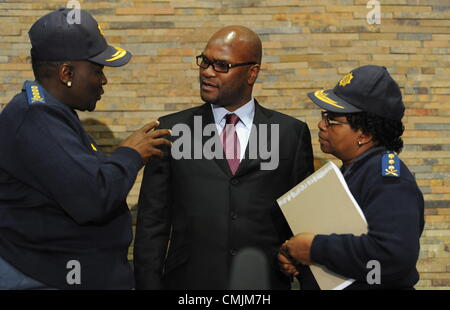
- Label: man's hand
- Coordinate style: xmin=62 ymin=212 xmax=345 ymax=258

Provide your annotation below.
xmin=281 ymin=232 xmax=316 ymax=266
xmin=119 ymin=120 xmax=172 ymax=164
xmin=277 ymin=249 xmax=300 ymax=277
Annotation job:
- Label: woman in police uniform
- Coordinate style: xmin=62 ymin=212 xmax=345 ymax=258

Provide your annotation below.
xmin=278 ymin=65 xmax=425 ymax=289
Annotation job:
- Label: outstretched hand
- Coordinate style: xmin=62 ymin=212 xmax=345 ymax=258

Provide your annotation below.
xmin=119 ymin=120 xmax=172 ymax=164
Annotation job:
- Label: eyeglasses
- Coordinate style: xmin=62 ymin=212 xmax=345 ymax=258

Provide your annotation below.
xmin=321 ymin=111 xmax=349 ymax=126
xmin=196 ymin=54 xmax=257 ymax=73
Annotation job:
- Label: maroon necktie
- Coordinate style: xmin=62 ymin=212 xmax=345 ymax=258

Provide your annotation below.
xmin=221 ymin=113 xmax=241 ymax=175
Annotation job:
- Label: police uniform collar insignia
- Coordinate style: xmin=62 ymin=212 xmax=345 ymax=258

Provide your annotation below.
xmin=382 ymin=151 xmax=400 ymax=177
xmin=24 ymin=81 xmax=46 ymax=105
xmin=339 ymin=72 xmax=353 ymax=87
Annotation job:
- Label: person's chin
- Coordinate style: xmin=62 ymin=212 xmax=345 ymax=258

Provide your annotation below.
xmin=200 ymin=91 xmax=218 ymax=105
xmin=86 ymin=102 xmax=97 ymax=112
xmin=318 ymin=142 xmax=329 ymax=154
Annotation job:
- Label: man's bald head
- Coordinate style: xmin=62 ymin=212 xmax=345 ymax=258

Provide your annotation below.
xmin=206 ymin=25 xmax=262 ymax=64
xmin=199 ymin=25 xmax=262 ymax=111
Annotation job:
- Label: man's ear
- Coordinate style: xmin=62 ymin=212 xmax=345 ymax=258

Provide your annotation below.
xmin=58 ymin=63 xmax=74 ymax=85
xmin=247 ymin=64 xmax=260 ymax=86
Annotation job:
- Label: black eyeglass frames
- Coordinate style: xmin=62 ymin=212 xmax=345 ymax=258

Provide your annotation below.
xmin=196 ymin=54 xmax=257 ymax=73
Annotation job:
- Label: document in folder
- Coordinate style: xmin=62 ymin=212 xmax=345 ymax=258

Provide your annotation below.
xmin=277 ymin=161 xmax=368 ymax=290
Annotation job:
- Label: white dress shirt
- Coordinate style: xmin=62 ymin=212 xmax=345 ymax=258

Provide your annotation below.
xmin=211 ymin=98 xmax=255 ymax=162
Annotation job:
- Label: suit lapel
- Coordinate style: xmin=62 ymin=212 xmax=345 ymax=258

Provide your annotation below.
xmin=234 ymin=100 xmax=273 ymax=177
xmin=193 ymin=104 xmax=232 ymax=177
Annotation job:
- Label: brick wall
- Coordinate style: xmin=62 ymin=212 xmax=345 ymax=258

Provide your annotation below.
xmin=0 ymin=0 xmax=448 ymax=289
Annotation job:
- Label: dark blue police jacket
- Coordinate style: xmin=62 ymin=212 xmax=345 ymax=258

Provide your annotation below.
xmin=0 ymin=81 xmax=142 ymax=289
xmin=299 ymin=146 xmax=425 ymax=290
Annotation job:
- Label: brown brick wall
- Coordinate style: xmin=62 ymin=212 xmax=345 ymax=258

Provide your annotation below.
xmin=1 ymin=0 xmax=449 ymax=289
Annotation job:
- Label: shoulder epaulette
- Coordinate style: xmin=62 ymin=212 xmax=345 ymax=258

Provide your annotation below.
xmin=24 ymin=81 xmax=46 ymax=105
xmin=381 ymin=151 xmax=400 ymax=177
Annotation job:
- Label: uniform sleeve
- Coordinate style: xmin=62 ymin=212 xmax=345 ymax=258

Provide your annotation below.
xmin=15 ymin=105 xmax=143 ymax=225
xmin=310 ymin=174 xmax=424 ymax=283
xmin=133 ymin=119 xmax=172 ymax=290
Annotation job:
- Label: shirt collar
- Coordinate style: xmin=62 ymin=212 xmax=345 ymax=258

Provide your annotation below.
xmin=211 ymin=98 xmax=255 ymax=128
xmin=341 ymin=146 xmax=387 ymax=177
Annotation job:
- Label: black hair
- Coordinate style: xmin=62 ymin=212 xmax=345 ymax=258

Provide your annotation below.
xmin=345 ymin=112 xmax=404 ymax=153
xmin=31 ymin=57 xmax=66 ymax=82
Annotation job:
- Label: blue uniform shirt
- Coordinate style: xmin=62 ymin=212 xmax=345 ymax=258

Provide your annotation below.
xmin=0 ymin=81 xmax=143 ymax=289
xmin=300 ymin=146 xmax=424 ymax=289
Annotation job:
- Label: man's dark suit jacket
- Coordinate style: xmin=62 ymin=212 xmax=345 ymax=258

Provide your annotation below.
xmin=134 ymin=101 xmax=314 ymax=290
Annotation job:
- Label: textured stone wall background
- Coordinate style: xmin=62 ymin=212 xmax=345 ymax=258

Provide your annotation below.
xmin=0 ymin=0 xmax=449 ymax=289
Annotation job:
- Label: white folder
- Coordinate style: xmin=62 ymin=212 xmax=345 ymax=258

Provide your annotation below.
xmin=277 ymin=161 xmax=368 ymax=290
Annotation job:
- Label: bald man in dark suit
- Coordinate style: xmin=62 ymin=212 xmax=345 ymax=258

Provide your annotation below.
xmin=134 ymin=26 xmax=314 ymax=290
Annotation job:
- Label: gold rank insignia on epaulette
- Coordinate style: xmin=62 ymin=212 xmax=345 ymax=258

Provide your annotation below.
xmin=381 ymin=151 xmax=400 ymax=177
xmin=24 ymin=81 xmax=46 ymax=105
xmin=91 ymin=143 xmax=98 ymax=152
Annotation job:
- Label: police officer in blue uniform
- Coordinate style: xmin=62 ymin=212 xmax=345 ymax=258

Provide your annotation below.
xmin=278 ymin=65 xmax=425 ymax=289
xmin=0 ymin=9 xmax=171 ymax=289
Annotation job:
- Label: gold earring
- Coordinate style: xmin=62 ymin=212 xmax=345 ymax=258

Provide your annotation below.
xmin=67 ymin=81 xmax=72 ymax=88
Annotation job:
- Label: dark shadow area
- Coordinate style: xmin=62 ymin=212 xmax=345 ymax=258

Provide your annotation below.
xmin=81 ymin=118 xmax=120 ymax=155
